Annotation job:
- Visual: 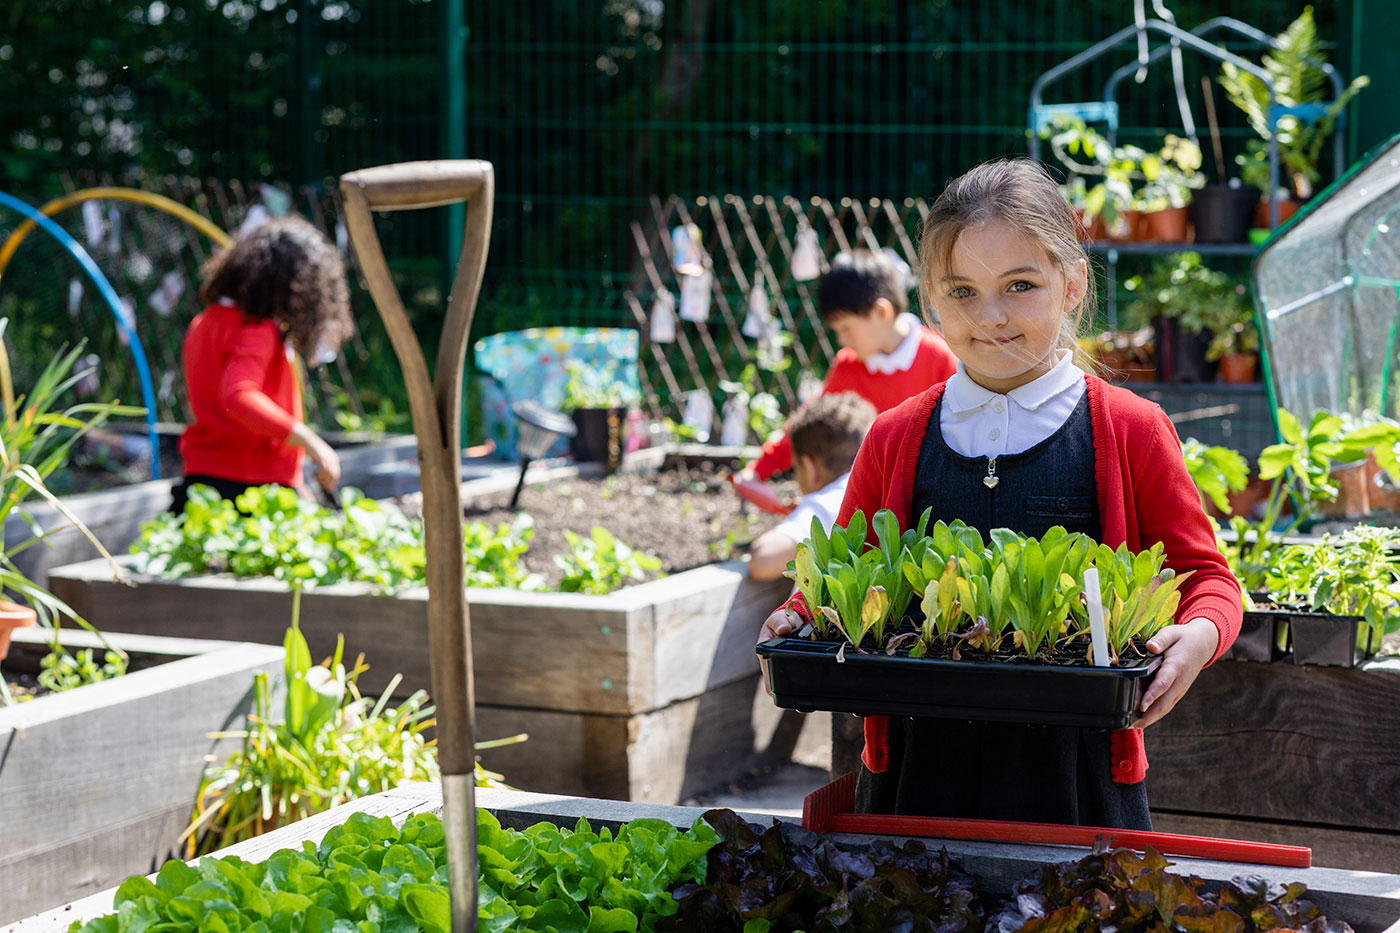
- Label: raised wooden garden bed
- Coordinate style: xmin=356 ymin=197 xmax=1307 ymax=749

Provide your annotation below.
xmin=46 ymin=450 xmax=808 ymax=805
xmin=0 ymin=627 xmax=283 ymax=923
xmin=13 ymin=783 xmax=1400 ymax=933
xmin=1146 ymin=656 xmax=1400 ymax=873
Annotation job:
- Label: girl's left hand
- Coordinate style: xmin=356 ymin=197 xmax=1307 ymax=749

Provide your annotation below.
xmin=1131 ymin=618 xmax=1220 ymax=730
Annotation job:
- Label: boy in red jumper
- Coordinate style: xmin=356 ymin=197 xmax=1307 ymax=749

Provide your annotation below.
xmin=737 ymin=249 xmax=956 ymax=491
xmin=174 ymin=217 xmax=352 ymax=513
xmin=759 ymin=160 xmax=1240 ymax=829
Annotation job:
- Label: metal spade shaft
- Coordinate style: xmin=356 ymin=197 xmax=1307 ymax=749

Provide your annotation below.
xmin=339 ymin=160 xmax=493 ymax=933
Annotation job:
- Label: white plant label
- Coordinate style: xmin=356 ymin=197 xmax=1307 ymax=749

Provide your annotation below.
xmin=649 ymin=289 xmax=676 ymax=344
xmin=670 ymin=223 xmax=703 ymax=276
xmin=678 ymin=270 xmax=712 ymax=323
xmin=742 ymin=280 xmax=770 ymax=338
xmin=790 ymin=225 xmax=822 ymax=281
xmin=81 ymin=201 xmax=104 ymax=247
xmin=682 ymin=389 xmax=714 ymax=443
xmin=720 ymin=396 xmax=749 ymax=446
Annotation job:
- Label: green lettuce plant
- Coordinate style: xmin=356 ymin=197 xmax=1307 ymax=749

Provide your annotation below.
xmin=135 ymin=484 xmax=543 ymax=593
xmin=554 ymin=526 xmax=663 ymax=594
xmin=77 ymin=808 xmax=718 ymax=933
xmin=1082 ymin=542 xmax=1190 ymax=662
xmin=37 ymin=647 xmax=127 ymax=694
xmin=1182 ymin=437 xmax=1250 ymax=514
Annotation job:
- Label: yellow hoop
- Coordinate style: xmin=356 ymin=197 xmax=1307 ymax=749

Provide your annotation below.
xmin=0 ymin=186 xmax=232 ymax=287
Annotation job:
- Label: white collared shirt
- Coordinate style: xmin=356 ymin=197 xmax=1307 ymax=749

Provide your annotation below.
xmin=939 ymin=350 xmax=1087 ymax=458
xmin=773 ymin=472 xmax=851 ymax=543
xmin=863 ymin=313 xmax=924 ymax=375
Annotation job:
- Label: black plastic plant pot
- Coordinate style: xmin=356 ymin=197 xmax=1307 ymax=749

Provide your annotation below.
xmin=1287 ymin=612 xmax=1372 ymax=668
xmin=1190 ymin=185 xmax=1260 ymax=243
xmin=569 ymin=407 xmax=627 ymax=469
xmin=1223 ymin=610 xmax=1289 ymax=663
xmin=756 ymin=638 xmax=1161 ymax=729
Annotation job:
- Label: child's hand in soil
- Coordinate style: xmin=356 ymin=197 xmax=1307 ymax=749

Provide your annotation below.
xmin=1131 ymin=617 xmax=1220 ymax=730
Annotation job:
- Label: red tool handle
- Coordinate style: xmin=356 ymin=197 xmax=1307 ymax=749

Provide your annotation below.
xmin=804 ymin=774 xmax=1309 ymax=869
xmin=729 ymin=475 xmax=795 ymax=516
xmin=822 ymin=814 xmax=1311 ymax=869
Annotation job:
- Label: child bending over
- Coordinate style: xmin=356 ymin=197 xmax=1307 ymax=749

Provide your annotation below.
xmin=748 ymin=392 xmax=877 ymax=580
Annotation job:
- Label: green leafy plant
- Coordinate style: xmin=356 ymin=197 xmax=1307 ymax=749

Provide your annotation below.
xmin=559 ymin=360 xmax=641 ymax=413
xmin=1121 ymin=253 xmax=1254 ymax=351
xmin=1265 ymin=526 xmax=1400 ymax=645
xmin=555 ymin=526 xmax=664 ymax=594
xmin=999 ymin=526 xmax=1095 ymax=659
xmin=78 ymin=808 xmax=718 ymax=933
xmin=1082 ymin=542 xmax=1190 ymax=662
xmin=1219 ymin=6 xmax=1370 ymax=200
xmin=182 ymin=588 xmax=440 ymax=856
xmin=1182 ymin=438 xmax=1250 ymax=513
xmin=135 ymin=484 xmax=543 ymax=593
xmin=36 ymin=647 xmax=128 ymax=694
xmin=0 ymin=317 xmax=142 ymax=705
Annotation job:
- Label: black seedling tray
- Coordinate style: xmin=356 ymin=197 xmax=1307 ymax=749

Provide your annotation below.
xmin=757 ymin=637 xmax=1161 ymax=729
xmin=1224 ymin=609 xmax=1290 ymax=663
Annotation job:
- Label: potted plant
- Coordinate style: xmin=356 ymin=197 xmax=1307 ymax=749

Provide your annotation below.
xmin=1219 ymin=7 xmax=1370 ymax=228
xmin=1135 ymin=135 xmax=1207 ymax=243
xmin=757 ymin=511 xmax=1182 ymax=728
xmin=1263 ymin=526 xmax=1400 ymax=667
xmin=1122 ymin=252 xmax=1240 ymax=383
xmin=559 ymin=360 xmax=640 ymax=469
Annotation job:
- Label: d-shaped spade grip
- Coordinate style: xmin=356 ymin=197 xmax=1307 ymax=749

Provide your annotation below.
xmin=339 ymin=160 xmax=494 ymax=933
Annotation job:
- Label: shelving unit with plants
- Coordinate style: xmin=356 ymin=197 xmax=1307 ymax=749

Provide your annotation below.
xmin=1028 ymin=12 xmax=1366 ymax=384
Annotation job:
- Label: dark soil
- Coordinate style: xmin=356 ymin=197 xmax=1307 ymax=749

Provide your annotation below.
xmin=460 ymin=462 xmax=798 ymax=589
xmin=1 ymin=670 xmax=47 ymax=701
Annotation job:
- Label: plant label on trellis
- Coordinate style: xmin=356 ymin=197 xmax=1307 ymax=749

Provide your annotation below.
xmin=105 ymin=206 xmax=121 ymax=255
xmin=650 ymin=289 xmax=676 ymax=343
xmin=671 ymin=223 xmax=704 ymax=276
xmin=683 ymin=389 xmax=714 ymax=443
xmin=148 ymin=269 xmax=186 ymax=318
xmin=791 ymin=225 xmax=822 ymax=281
xmin=798 ymin=372 xmax=823 ymax=404
xmin=678 ymin=269 xmax=712 ymax=322
xmin=67 ymin=278 xmax=83 ymax=318
xmin=742 ymin=281 xmax=770 ymax=338
xmin=81 ymin=201 xmax=104 ymax=248
xmin=758 ymin=317 xmax=787 ymax=368
xmin=720 ymin=395 xmax=749 ymax=446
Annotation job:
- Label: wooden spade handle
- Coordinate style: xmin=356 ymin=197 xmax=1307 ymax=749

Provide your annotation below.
xmin=340 ymin=160 xmax=492 ymax=212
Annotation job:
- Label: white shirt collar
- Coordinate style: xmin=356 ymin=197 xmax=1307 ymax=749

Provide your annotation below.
xmin=863 ymin=313 xmax=923 ymax=375
xmin=944 ymin=349 xmax=1083 ymax=414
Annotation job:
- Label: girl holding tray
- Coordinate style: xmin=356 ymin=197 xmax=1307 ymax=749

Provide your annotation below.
xmin=759 ymin=159 xmax=1241 ymax=829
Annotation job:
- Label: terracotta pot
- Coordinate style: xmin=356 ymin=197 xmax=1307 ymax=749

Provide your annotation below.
xmin=1104 ymin=209 xmax=1141 ymax=242
xmin=1317 ymin=459 xmax=1371 ymax=518
xmin=0 ymin=599 xmax=37 ymax=662
xmin=1252 ymin=198 xmax=1302 ymax=230
xmin=1217 ymin=351 xmax=1258 ymax=384
xmin=1139 ymin=206 xmax=1192 ymax=244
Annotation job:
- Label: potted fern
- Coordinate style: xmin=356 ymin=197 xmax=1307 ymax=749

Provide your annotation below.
xmin=1218 ymin=6 xmax=1369 ymax=227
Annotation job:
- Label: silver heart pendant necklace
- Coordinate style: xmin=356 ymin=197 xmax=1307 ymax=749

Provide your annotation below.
xmin=983 ymin=457 xmax=999 ymax=489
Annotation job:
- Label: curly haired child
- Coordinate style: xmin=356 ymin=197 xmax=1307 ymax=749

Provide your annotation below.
xmin=760 ymin=160 xmax=1241 ymax=829
xmin=173 ymin=216 xmax=353 ymax=512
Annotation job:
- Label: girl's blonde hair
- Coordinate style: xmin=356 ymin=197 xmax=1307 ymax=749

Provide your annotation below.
xmin=198 ymin=216 xmax=352 ymax=362
xmin=916 ymin=159 xmax=1097 ymax=369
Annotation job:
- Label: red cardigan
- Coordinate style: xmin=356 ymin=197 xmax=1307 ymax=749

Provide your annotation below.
xmin=751 ymin=328 xmax=957 ymax=479
xmin=808 ymin=375 xmax=1241 ymax=784
xmin=179 ymin=303 xmax=303 ymax=487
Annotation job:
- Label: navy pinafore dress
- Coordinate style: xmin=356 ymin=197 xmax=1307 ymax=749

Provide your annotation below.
xmin=853 ymin=393 xmax=1152 ymax=829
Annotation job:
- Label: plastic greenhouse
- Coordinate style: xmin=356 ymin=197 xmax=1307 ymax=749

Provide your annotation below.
xmin=1255 ymin=133 xmax=1400 ymax=422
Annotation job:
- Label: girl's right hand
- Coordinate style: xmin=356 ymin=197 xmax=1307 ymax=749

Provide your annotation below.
xmin=290 ymin=423 xmax=341 ymax=493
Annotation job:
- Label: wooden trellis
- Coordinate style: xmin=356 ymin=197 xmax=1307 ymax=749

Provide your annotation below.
xmin=627 ymin=193 xmax=935 ymax=425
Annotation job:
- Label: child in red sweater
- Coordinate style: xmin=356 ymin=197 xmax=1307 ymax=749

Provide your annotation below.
xmin=759 ymin=160 xmax=1241 ymax=829
xmin=173 ymin=217 xmax=353 ymax=513
xmin=738 ymin=249 xmax=956 ymax=490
